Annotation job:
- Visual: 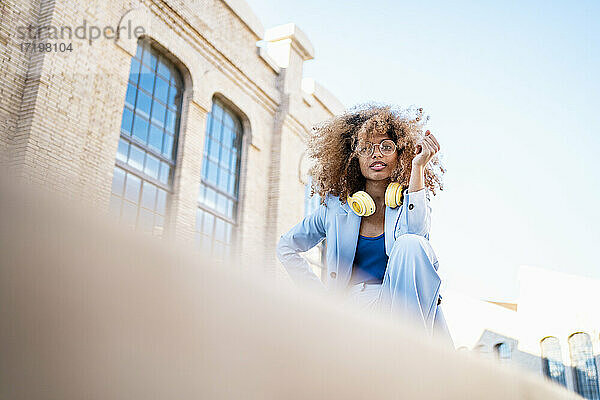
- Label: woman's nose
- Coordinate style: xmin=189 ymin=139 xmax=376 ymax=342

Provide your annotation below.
xmin=372 ymin=145 xmax=384 ymax=157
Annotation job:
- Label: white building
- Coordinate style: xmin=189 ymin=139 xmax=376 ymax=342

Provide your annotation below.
xmin=442 ymin=265 xmax=600 ymax=399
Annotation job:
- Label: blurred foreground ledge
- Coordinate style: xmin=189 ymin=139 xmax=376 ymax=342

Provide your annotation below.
xmin=0 ymin=172 xmax=580 ymax=399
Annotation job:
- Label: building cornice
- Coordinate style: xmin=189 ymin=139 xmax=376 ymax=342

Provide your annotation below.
xmin=142 ymin=0 xmax=279 ymax=114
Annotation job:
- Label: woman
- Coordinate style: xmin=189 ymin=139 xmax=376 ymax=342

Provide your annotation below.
xmin=276 ymin=104 xmax=453 ymax=346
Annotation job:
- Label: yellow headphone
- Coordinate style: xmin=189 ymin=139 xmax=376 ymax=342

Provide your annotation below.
xmin=346 ymin=182 xmax=405 ymax=217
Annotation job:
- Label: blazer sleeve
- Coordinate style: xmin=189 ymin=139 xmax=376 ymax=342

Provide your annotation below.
xmin=394 ymin=187 xmax=432 ymax=240
xmin=276 ymin=203 xmax=328 ymax=294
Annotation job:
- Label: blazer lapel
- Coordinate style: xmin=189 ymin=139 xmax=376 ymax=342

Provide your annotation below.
xmin=384 ymin=206 xmax=400 ymax=256
xmin=335 ymin=202 xmax=360 ymax=288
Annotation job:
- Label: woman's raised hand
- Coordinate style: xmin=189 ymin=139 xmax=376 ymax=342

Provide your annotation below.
xmin=412 ymin=130 xmax=440 ymax=168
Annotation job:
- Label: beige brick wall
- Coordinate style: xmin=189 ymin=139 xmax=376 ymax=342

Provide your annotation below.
xmin=0 ymin=0 xmax=344 ymax=284
xmin=0 ymin=0 xmax=42 ymax=168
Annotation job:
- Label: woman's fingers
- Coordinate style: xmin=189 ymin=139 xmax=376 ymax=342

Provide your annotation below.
xmin=424 ymin=136 xmax=438 ymax=153
xmin=415 ymin=130 xmax=441 ymax=162
xmin=421 ymin=139 xmax=434 ymax=157
xmin=429 ymin=133 xmax=441 ymax=151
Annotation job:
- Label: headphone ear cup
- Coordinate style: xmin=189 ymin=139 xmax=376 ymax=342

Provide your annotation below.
xmin=385 ymin=182 xmax=401 ymax=208
xmin=348 ymin=191 xmax=375 ymax=216
xmin=347 ymin=194 xmax=364 ymax=216
xmin=396 ymin=184 xmax=405 ymax=206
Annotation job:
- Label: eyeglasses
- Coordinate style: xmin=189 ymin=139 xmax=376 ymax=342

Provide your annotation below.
xmin=356 ymin=139 xmax=397 ymax=157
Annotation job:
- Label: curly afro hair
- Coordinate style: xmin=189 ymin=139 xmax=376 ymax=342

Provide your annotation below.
xmin=307 ymin=102 xmax=445 ymax=204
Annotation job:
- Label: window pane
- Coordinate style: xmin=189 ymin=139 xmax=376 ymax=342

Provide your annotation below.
xmin=230 ymin=149 xmax=238 ymax=170
xmin=224 ymin=224 xmax=232 ymax=244
xmin=541 ymin=337 xmax=566 ymax=386
xmin=144 ymin=153 xmax=160 ymax=179
xmin=167 ymin=85 xmax=181 ymax=108
xmin=135 ymin=90 xmax=152 ymax=117
xmin=222 ymin=126 xmax=235 ymax=148
xmin=151 ymin=102 xmax=166 ymax=126
xmin=228 ymin=174 xmax=236 ymax=194
xmin=495 ymin=343 xmax=511 ymax=360
xmin=148 ymin=124 xmax=163 ymax=153
xmin=116 ymin=138 xmax=129 ymax=163
xmin=157 ymin=58 xmax=171 ymax=81
xmin=212 ymin=103 xmax=223 ymax=122
xmin=569 ymin=333 xmax=600 ymax=398
xmin=195 ymin=208 xmax=204 ymax=232
xmin=223 ymin=112 xmax=234 ymax=129
xmin=154 ymin=76 xmax=169 ymax=103
xmin=111 ymin=167 xmax=126 ymax=196
xmin=204 ymin=186 xmax=216 ymax=210
xmin=208 ymin=138 xmax=220 ymax=161
xmin=197 ymin=183 xmax=206 ymax=203
xmin=170 ymin=70 xmax=182 ymax=87
xmin=125 ymin=83 xmax=137 ymax=107
xmin=206 ymin=161 xmax=218 ymax=186
xmin=162 ymin=134 xmax=173 ymax=158
xmin=211 ymin=119 xmax=223 ymax=142
xmin=216 ymin=193 xmax=227 ymax=215
xmin=124 ymin=173 xmax=141 ymax=202
xmin=132 ymin=114 xmax=149 ymax=143
xmin=202 ymin=212 xmax=214 ymax=235
xmin=218 ymin=168 xmax=229 ymax=192
xmin=225 ymin=199 xmax=233 ymax=218
xmin=201 ymin=157 xmax=208 ymax=179
xmin=129 ymin=59 xmax=141 ymax=84
xmin=128 ymin=144 xmax=145 ymax=172
xmin=159 ymin=162 xmax=170 ymax=184
xmin=141 ymin=181 xmax=157 ymax=210
xmin=219 ymin=149 xmax=231 ymax=169
xmin=156 ymin=189 xmax=167 ymax=214
xmin=139 ymin=65 xmax=154 ymax=93
xmin=121 ymin=107 xmax=133 ymax=134
xmin=142 ymin=47 xmax=157 ymax=69
xmin=165 ymin=109 xmax=176 ymax=133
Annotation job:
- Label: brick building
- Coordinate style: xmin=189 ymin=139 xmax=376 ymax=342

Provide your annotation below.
xmin=0 ymin=0 xmax=344 ymax=278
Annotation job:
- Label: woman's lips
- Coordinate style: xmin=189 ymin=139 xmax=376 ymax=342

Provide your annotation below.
xmin=370 ymin=162 xmax=386 ymax=171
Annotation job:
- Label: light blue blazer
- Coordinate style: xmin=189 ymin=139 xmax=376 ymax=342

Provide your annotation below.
xmin=276 ymin=188 xmax=433 ymax=294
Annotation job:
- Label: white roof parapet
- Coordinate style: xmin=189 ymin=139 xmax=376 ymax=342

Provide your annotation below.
xmin=264 ymin=23 xmax=315 ymax=61
xmin=302 ymin=78 xmax=345 ymax=116
xmin=221 ymin=0 xmax=265 ymax=39
xmin=257 ymin=46 xmax=281 ymax=74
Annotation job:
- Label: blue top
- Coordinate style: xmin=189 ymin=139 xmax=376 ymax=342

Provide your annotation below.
xmin=348 ymin=233 xmax=389 ymax=286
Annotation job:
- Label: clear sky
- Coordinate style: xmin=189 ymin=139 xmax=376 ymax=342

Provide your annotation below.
xmin=246 ymin=0 xmax=600 ymax=301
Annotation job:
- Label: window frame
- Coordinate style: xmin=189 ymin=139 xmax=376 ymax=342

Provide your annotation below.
xmin=195 ymin=97 xmax=244 ymax=254
xmin=568 ymin=332 xmax=600 ymax=399
xmin=110 ymin=38 xmax=185 ymax=235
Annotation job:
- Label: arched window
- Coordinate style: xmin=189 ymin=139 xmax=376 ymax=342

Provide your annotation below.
xmin=304 ymin=176 xmax=327 ymax=280
xmin=569 ymin=332 xmax=600 ymax=399
xmin=540 ymin=336 xmax=567 ymax=387
xmin=110 ymin=39 xmax=183 ymax=236
xmin=195 ymin=99 xmax=242 ymax=257
xmin=494 ymin=342 xmax=511 ymax=362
